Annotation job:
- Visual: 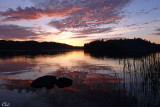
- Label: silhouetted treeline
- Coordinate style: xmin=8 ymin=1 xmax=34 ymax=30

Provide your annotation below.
xmin=0 ymin=40 xmax=82 ymax=50
xmin=84 ymin=38 xmax=160 ymax=58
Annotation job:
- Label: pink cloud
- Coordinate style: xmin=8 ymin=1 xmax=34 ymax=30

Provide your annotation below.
xmin=0 ymin=6 xmax=81 ymax=22
xmin=46 ymin=0 xmax=131 ymax=35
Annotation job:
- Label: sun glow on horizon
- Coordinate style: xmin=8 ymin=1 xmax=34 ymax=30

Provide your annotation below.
xmin=0 ymin=0 xmax=160 ymax=46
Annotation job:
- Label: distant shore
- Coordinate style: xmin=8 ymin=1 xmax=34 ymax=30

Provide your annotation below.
xmin=84 ymin=38 xmax=160 ymax=58
xmin=0 ymin=39 xmax=160 ymax=58
xmin=0 ymin=40 xmax=82 ymax=51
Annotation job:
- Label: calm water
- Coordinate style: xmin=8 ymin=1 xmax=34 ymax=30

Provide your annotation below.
xmin=0 ymin=50 xmax=160 ymax=107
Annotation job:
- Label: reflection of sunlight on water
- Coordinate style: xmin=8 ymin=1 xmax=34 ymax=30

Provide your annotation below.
xmin=34 ymin=51 xmax=86 ymax=67
xmin=0 ymin=50 xmax=122 ymax=76
xmin=0 ymin=51 xmax=160 ymax=107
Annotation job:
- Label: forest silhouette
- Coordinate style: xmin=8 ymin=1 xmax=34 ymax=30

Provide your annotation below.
xmin=0 ymin=40 xmax=82 ymax=50
xmin=84 ymin=38 xmax=160 ymax=58
xmin=0 ymin=38 xmax=160 ymax=58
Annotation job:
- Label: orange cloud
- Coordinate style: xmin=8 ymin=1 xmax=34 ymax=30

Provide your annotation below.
xmin=103 ymin=6 xmax=111 ymax=11
xmin=47 ymin=0 xmax=132 ymax=35
xmin=0 ymin=6 xmax=82 ymax=22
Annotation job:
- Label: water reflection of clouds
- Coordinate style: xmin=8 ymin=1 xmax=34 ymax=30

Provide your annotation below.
xmin=1 ymin=67 xmax=120 ymax=93
xmin=2 ymin=51 xmax=160 ymax=106
xmin=0 ymin=50 xmax=121 ymax=93
xmin=1 ymin=77 xmax=32 ymax=91
xmin=0 ymin=50 xmax=121 ymax=75
xmin=0 ymin=69 xmax=122 ymax=107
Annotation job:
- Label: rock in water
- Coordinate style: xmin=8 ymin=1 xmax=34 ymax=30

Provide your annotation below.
xmin=56 ymin=77 xmax=73 ymax=88
xmin=31 ymin=75 xmax=57 ymax=89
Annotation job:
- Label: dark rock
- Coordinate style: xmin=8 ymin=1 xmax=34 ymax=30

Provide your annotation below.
xmin=56 ymin=77 xmax=73 ymax=88
xmin=31 ymin=75 xmax=57 ymax=89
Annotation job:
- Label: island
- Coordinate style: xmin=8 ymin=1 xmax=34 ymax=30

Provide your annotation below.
xmin=84 ymin=38 xmax=160 ymax=58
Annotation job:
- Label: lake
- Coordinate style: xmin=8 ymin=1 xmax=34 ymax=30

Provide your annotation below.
xmin=0 ymin=50 xmax=160 ymax=107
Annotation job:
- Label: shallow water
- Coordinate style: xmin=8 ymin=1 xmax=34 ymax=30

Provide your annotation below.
xmin=0 ymin=50 xmax=160 ymax=107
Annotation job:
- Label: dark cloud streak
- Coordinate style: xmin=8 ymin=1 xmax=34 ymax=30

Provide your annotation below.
xmin=74 ymin=28 xmax=113 ymax=35
xmin=136 ymin=7 xmax=159 ymax=15
xmin=151 ymin=28 xmax=160 ymax=36
xmin=70 ymin=36 xmax=90 ymax=39
xmin=156 ymin=28 xmax=160 ymax=32
xmin=0 ymin=24 xmax=50 ymax=40
xmin=152 ymin=32 xmax=160 ymax=36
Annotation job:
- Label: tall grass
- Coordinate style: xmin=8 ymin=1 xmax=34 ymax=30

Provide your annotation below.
xmin=118 ymin=53 xmax=160 ymax=107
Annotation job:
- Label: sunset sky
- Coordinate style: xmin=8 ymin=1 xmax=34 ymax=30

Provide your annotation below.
xmin=0 ymin=0 xmax=160 ymax=46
